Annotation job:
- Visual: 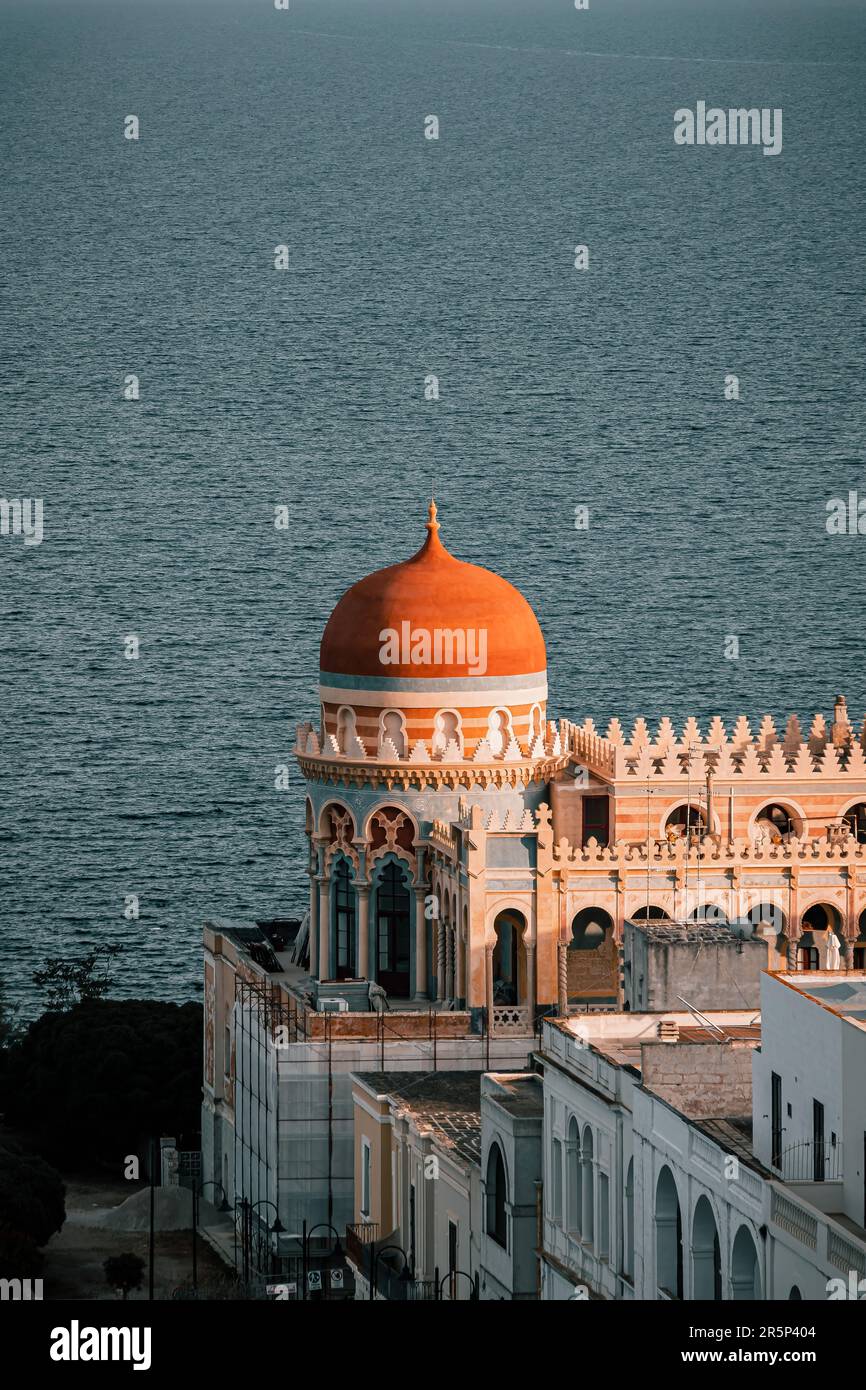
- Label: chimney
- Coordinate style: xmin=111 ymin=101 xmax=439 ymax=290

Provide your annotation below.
xmin=658 ymin=1018 xmax=680 ymax=1042
xmin=832 ymin=694 xmax=851 ymax=747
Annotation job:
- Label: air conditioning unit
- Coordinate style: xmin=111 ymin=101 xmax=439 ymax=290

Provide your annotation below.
xmin=318 ymin=996 xmax=349 ymax=1013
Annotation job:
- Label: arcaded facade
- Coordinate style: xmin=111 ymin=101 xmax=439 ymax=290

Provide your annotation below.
xmin=295 ymin=505 xmax=866 ymax=1030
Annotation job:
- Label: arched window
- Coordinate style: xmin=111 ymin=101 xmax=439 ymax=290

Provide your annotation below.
xmin=655 ymin=1166 xmax=683 ymax=1299
xmin=754 ymin=803 xmax=800 ymax=843
xmin=567 ymin=1116 xmax=582 ymax=1235
xmin=688 ymin=903 xmax=729 ymax=925
xmin=375 ymin=861 xmax=411 ymax=997
xmin=333 ymin=859 xmax=356 ymax=980
xmin=843 ymin=802 xmax=866 ymax=844
xmin=624 ymin=1159 xmax=634 ymax=1280
xmin=665 ymin=805 xmax=706 ymax=844
xmin=432 ymin=710 xmax=462 ymax=758
xmin=581 ymin=1126 xmax=594 ymax=1246
xmin=486 ymin=1143 xmax=507 ymax=1248
xmin=631 ymin=905 xmax=670 ymax=922
xmin=528 ymin=704 xmax=543 ymax=748
xmin=486 ymin=708 xmax=513 ymax=756
xmin=551 ymin=1138 xmax=563 ymax=1225
xmin=336 ymin=706 xmax=358 ymax=755
xmin=379 ymin=710 xmax=407 ymax=759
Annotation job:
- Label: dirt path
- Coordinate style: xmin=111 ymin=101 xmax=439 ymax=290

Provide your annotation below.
xmin=42 ymin=1173 xmax=229 ymax=1301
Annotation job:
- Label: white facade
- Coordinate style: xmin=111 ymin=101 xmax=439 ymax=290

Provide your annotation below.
xmin=539 ymin=1011 xmax=866 ymax=1301
xmin=753 ymin=971 xmax=866 ymax=1231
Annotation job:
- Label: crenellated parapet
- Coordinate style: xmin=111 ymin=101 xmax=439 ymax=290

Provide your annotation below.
xmin=569 ymin=697 xmax=866 ymax=783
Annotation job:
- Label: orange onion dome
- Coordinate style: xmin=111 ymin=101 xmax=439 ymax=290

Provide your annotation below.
xmin=320 ymin=502 xmax=546 ymax=682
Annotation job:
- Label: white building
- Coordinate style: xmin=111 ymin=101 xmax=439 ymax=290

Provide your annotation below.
xmin=538 ymin=1000 xmax=866 ymax=1301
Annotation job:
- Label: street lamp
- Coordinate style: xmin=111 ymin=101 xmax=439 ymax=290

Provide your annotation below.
xmin=192 ymin=1180 xmax=232 ymax=1290
xmin=302 ymin=1221 xmax=344 ymax=1301
xmin=435 ymin=1267 xmax=479 ymax=1301
xmin=250 ymin=1200 xmax=285 ymax=1279
xmin=370 ymin=1243 xmax=412 ymax=1302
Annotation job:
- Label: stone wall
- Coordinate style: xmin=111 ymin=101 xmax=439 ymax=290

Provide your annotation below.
xmin=641 ymin=1040 xmax=755 ymax=1119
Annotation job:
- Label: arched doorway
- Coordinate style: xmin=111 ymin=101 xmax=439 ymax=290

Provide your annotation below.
xmin=656 ymin=1166 xmax=683 ymax=1300
xmin=800 ymin=904 xmax=843 ymax=970
xmin=730 ymin=1225 xmax=761 ymax=1299
xmin=567 ymin=907 xmax=616 ymax=1006
xmin=374 ymin=860 xmax=411 ymax=997
xmin=692 ymin=1195 xmax=722 ymax=1300
xmin=492 ymin=911 xmax=526 ymax=1006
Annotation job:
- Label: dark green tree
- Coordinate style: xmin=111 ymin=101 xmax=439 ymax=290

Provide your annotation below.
xmin=1 ymin=999 xmax=203 ymax=1165
xmin=32 ymin=945 xmax=123 ymax=1012
xmin=0 ymin=1140 xmax=66 ymax=1277
xmin=104 ymin=1252 xmax=145 ymax=1300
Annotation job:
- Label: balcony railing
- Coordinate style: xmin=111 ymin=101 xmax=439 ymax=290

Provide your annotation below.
xmin=775 ymin=1140 xmax=842 ymax=1184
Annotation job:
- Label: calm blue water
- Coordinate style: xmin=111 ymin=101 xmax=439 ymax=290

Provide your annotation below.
xmin=2 ymin=0 xmax=865 ymax=1015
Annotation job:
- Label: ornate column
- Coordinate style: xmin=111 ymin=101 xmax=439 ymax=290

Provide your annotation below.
xmin=485 ymin=942 xmax=494 ymax=1025
xmin=437 ymin=918 xmax=447 ymax=1001
xmin=413 ymin=886 xmax=428 ymax=999
xmin=357 ymin=884 xmax=370 ymax=981
xmin=526 ymin=942 xmax=536 ymax=1022
xmin=308 ymin=859 xmax=319 ymax=978
xmin=445 ymin=925 xmax=455 ymax=1001
xmin=318 ymin=876 xmax=331 ymax=981
xmin=455 ymin=922 xmax=465 ymax=1006
xmin=558 ymin=940 xmax=568 ymax=1016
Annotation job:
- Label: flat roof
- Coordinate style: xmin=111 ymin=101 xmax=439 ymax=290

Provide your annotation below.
xmin=353 ymin=1071 xmax=483 ymax=1165
xmin=485 ymin=1072 xmax=544 ymax=1118
xmin=772 ymin=972 xmax=866 ymax=1031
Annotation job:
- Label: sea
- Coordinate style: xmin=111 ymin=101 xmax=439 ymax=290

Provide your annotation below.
xmin=1 ymin=0 xmax=865 ymax=1016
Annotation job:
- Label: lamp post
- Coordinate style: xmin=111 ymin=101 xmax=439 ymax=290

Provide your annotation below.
xmin=250 ymin=1200 xmax=285 ymax=1279
xmin=435 ymin=1267 xmax=479 ymax=1301
xmin=192 ymin=1180 xmax=231 ymax=1290
xmin=370 ymin=1242 xmax=412 ymax=1302
xmin=301 ymin=1221 xmax=343 ymax=1301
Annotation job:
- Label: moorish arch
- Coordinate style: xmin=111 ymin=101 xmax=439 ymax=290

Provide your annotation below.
xmin=841 ymin=799 xmax=866 ymax=844
xmin=489 ymin=904 xmax=532 ymax=1010
xmin=691 ymin=1194 xmax=722 ymax=1300
xmin=655 ymin=1166 xmax=684 ymax=1300
xmin=567 ymin=907 xmax=617 ymax=1007
xmin=371 ymin=854 xmax=413 ymax=998
xmin=730 ymin=1224 xmax=762 ymax=1300
xmin=751 ymin=801 xmax=805 ymax=842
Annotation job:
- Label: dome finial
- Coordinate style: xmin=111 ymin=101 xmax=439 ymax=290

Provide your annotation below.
xmin=426 ymin=498 xmax=440 ymax=536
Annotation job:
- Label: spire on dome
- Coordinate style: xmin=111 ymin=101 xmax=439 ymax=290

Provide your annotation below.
xmin=420 ymin=497 xmax=445 ymax=557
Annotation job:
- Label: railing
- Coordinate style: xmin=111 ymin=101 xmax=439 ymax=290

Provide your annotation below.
xmin=770 ymin=1189 xmax=818 ymax=1249
xmin=346 ymin=1221 xmax=379 ymax=1269
xmin=828 ymin=1228 xmax=866 ymax=1277
xmin=776 ymin=1141 xmax=842 ymax=1183
xmin=491 ymin=1005 xmax=532 ymax=1034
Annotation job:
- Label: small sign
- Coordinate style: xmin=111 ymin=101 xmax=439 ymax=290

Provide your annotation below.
xmin=329 ymin=1268 xmax=344 ymax=1288
xmin=307 ymin=1270 xmax=323 ymax=1291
